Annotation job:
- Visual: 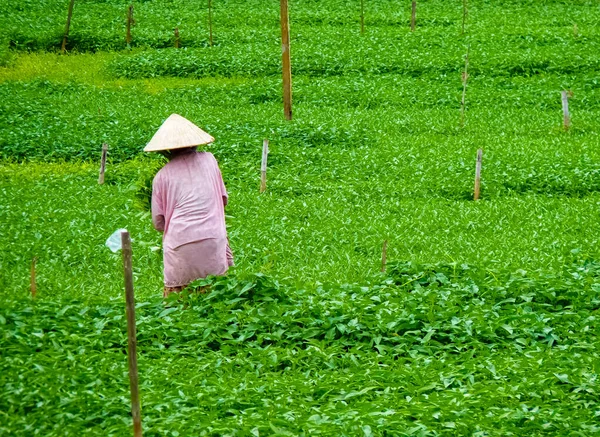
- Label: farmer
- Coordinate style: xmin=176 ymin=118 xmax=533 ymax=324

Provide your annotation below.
xmin=144 ymin=114 xmax=233 ymax=297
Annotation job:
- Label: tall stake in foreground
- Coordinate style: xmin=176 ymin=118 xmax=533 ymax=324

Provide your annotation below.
xmin=280 ymin=0 xmax=293 ymax=120
xmin=61 ymin=0 xmax=76 ymax=53
xmin=260 ymin=139 xmax=269 ymax=193
xmin=121 ymin=231 xmax=143 ymax=437
xmin=30 ymin=257 xmax=38 ymax=298
xmin=474 ymin=149 xmax=482 ymax=201
xmin=208 ymin=0 xmax=214 ymax=46
xmin=460 ymin=46 xmax=470 ymax=127
xmin=561 ymin=90 xmax=571 ymax=130
xmin=174 ymin=27 xmax=180 ymax=48
xmin=381 ymin=240 xmax=388 ymax=273
xmin=98 ymin=143 xmax=108 ymax=184
xmin=410 ymin=1 xmax=416 ymax=32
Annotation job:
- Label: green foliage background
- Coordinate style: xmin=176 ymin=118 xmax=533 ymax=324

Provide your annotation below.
xmin=1 ymin=0 xmax=600 ymax=435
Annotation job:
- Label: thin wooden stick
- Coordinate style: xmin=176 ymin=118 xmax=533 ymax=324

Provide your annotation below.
xmin=462 ymin=0 xmax=468 ymax=34
xmin=561 ymin=90 xmax=571 ymax=130
xmin=360 ymin=0 xmax=365 ymax=34
xmin=98 ymin=143 xmax=108 ymax=185
xmin=410 ymin=1 xmax=416 ymax=32
xmin=280 ymin=0 xmax=293 ymax=120
xmin=381 ymin=240 xmax=388 ymax=273
xmin=61 ymin=0 xmax=76 ymax=53
xmin=474 ymin=149 xmax=482 ymax=201
xmin=121 ymin=231 xmax=142 ymax=437
xmin=260 ymin=139 xmax=269 ymax=193
xmin=208 ymin=0 xmax=214 ymax=46
xmin=174 ymin=27 xmax=180 ymax=48
xmin=460 ymin=46 xmax=470 ymax=127
xmin=30 ymin=257 xmax=38 ymax=298
xmin=126 ymin=5 xmax=134 ymax=46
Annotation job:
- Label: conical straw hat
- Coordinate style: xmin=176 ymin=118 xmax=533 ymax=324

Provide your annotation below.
xmin=144 ymin=114 xmax=215 ymax=152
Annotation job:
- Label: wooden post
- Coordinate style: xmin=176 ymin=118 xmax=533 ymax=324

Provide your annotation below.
xmin=260 ymin=139 xmax=269 ymax=193
xmin=410 ymin=1 xmax=416 ymax=32
xmin=460 ymin=46 xmax=470 ymax=127
xmin=126 ymin=5 xmax=134 ymax=46
xmin=208 ymin=0 xmax=214 ymax=46
xmin=121 ymin=231 xmax=143 ymax=437
xmin=360 ymin=0 xmax=365 ymax=34
xmin=61 ymin=0 xmax=76 ymax=53
xmin=98 ymin=143 xmax=108 ymax=185
xmin=280 ymin=0 xmax=293 ymax=120
xmin=561 ymin=90 xmax=571 ymax=130
xmin=474 ymin=149 xmax=482 ymax=201
xmin=462 ymin=0 xmax=468 ymax=34
xmin=381 ymin=240 xmax=388 ymax=273
xmin=30 ymin=257 xmax=38 ymax=298
xmin=174 ymin=27 xmax=180 ymax=48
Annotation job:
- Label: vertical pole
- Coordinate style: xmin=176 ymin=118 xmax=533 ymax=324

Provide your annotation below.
xmin=61 ymin=0 xmax=76 ymax=53
xmin=462 ymin=0 xmax=468 ymax=34
xmin=208 ymin=0 xmax=214 ymax=46
xmin=280 ymin=0 xmax=293 ymax=120
xmin=30 ymin=257 xmax=38 ymax=298
xmin=460 ymin=46 xmax=470 ymax=127
xmin=126 ymin=5 xmax=134 ymax=46
xmin=121 ymin=231 xmax=142 ymax=437
xmin=174 ymin=27 xmax=180 ymax=48
xmin=260 ymin=139 xmax=269 ymax=193
xmin=360 ymin=0 xmax=365 ymax=34
xmin=98 ymin=143 xmax=108 ymax=185
xmin=410 ymin=1 xmax=416 ymax=32
xmin=381 ymin=240 xmax=388 ymax=273
xmin=573 ymin=23 xmax=578 ymax=38
xmin=474 ymin=149 xmax=482 ymax=201
xmin=561 ymin=91 xmax=570 ymax=130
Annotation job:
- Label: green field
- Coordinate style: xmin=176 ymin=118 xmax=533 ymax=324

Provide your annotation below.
xmin=1 ymin=0 xmax=600 ymax=435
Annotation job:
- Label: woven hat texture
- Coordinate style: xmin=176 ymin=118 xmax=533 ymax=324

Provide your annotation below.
xmin=144 ymin=114 xmax=214 ymax=152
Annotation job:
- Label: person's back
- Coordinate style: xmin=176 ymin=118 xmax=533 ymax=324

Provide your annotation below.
xmin=152 ymin=150 xmax=228 ymax=250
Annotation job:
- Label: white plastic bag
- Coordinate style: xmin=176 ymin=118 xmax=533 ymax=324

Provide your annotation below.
xmin=105 ymin=228 xmax=128 ymax=253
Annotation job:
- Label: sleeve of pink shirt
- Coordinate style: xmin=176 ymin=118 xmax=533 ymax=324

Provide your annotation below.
xmin=151 ymin=174 xmax=165 ymax=232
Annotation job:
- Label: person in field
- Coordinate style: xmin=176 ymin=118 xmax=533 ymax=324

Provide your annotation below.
xmin=145 ymin=114 xmax=233 ymax=297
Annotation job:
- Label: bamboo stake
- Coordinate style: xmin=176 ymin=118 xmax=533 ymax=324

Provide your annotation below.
xmin=462 ymin=0 xmax=468 ymax=34
xmin=460 ymin=46 xmax=470 ymax=127
xmin=360 ymin=0 xmax=365 ymax=34
xmin=30 ymin=257 xmax=38 ymax=298
xmin=410 ymin=1 xmax=416 ymax=32
xmin=280 ymin=0 xmax=293 ymax=120
xmin=98 ymin=143 xmax=108 ymax=184
xmin=561 ymin=90 xmax=571 ymax=130
xmin=61 ymin=0 xmax=76 ymax=53
xmin=474 ymin=149 xmax=482 ymax=201
xmin=121 ymin=231 xmax=142 ymax=437
xmin=260 ymin=139 xmax=269 ymax=193
xmin=174 ymin=27 xmax=180 ymax=48
xmin=381 ymin=240 xmax=388 ymax=273
xmin=126 ymin=5 xmax=134 ymax=46
xmin=208 ymin=0 xmax=214 ymax=46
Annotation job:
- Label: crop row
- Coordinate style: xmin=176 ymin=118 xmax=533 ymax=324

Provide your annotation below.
xmin=1 ymin=262 xmax=598 ymax=435
xmin=107 ymin=33 xmax=600 ymax=79
xmin=3 ymin=160 xmax=600 ymax=295
xmin=2 ymin=73 xmax=600 ymax=197
xmin=3 ymin=0 xmax=597 ymax=52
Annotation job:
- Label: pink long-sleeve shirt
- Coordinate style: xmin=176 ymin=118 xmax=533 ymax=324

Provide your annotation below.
xmin=151 ymin=151 xmax=228 ymax=250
